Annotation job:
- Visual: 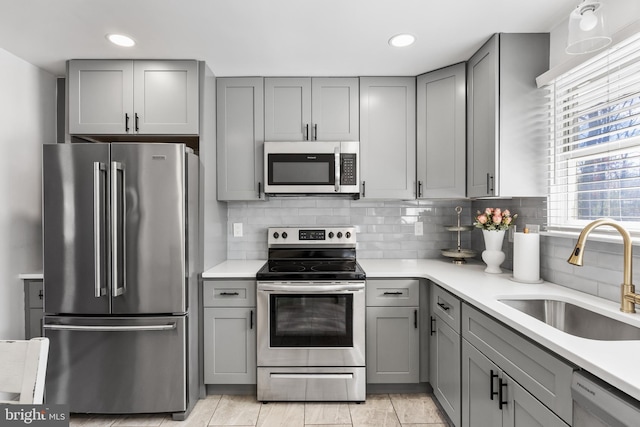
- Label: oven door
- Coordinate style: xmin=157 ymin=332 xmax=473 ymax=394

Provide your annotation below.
xmin=257 ymin=282 xmax=365 ymax=367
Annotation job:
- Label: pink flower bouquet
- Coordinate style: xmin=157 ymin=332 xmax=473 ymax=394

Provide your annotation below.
xmin=473 ymin=208 xmax=517 ymax=231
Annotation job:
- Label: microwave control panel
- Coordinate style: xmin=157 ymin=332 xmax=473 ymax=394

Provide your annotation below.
xmin=340 ymin=154 xmax=357 ymax=186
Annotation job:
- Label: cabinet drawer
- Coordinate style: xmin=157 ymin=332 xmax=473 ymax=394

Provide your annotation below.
xmin=366 ymin=279 xmax=419 ymax=307
xmin=462 ymin=303 xmax=574 ymax=424
xmin=431 ymin=283 xmax=460 ymax=333
xmin=28 ymin=280 xmax=44 ymax=308
xmin=203 ymin=280 xmax=256 ymax=307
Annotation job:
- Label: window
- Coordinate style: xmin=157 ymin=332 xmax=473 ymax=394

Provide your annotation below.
xmin=547 ymin=32 xmax=640 ymax=232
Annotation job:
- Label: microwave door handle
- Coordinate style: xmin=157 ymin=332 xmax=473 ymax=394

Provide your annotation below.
xmin=334 ymin=147 xmax=340 ymax=192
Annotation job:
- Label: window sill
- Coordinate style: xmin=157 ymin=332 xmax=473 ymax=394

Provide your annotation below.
xmin=541 ymin=230 xmax=640 ymax=247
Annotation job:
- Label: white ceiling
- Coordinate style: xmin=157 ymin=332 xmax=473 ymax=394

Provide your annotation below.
xmin=0 ymin=0 xmax=577 ymax=78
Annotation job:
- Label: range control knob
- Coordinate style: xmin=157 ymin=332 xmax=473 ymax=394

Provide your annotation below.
xmin=273 ymin=232 xmax=279 ymax=239
xmin=328 ymin=232 xmax=335 ymax=238
xmin=346 ymin=231 xmax=352 ymax=239
xmin=282 ymin=232 xmax=288 ymax=239
xmin=337 ymin=232 xmax=343 ymax=239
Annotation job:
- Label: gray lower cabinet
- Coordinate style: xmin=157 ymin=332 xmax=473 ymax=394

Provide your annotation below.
xmin=366 ymin=279 xmax=420 ymax=384
xmin=23 ymin=279 xmax=44 ymax=338
xmin=216 ymin=77 xmax=265 ymax=200
xmin=203 ymin=280 xmax=256 ymax=384
xmin=359 ymin=77 xmax=416 ymax=200
xmin=461 ymin=303 xmax=573 ymax=426
xmin=430 ymin=285 xmax=461 ymax=427
xmin=462 ymin=340 xmax=568 ymax=427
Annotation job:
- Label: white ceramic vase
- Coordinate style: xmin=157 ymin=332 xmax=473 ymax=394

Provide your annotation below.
xmin=481 ymin=229 xmax=506 ymax=274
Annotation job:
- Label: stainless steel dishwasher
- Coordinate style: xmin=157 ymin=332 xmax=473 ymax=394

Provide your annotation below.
xmin=572 ymin=371 xmax=640 ymax=427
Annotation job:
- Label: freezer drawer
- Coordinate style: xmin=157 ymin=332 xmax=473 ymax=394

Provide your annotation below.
xmin=44 ymin=315 xmax=187 ymax=414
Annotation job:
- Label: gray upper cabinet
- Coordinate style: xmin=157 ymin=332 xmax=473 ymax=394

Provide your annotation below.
xmin=68 ymin=59 xmax=199 ymax=135
xmin=216 ymin=77 xmax=265 ymax=201
xmin=466 ymin=33 xmax=549 ymax=198
xmin=359 ymin=77 xmax=416 ymax=200
xmin=417 ymin=63 xmax=466 ymax=199
xmin=264 ymin=77 xmax=358 ymax=141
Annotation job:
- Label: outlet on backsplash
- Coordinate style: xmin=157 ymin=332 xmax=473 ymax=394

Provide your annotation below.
xmin=414 ymin=221 xmax=423 ymax=236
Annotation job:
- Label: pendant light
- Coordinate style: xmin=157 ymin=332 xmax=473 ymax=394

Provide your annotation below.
xmin=566 ymin=1 xmax=611 ymax=54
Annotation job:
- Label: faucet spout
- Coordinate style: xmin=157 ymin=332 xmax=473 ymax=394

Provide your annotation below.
xmin=568 ymin=218 xmax=636 ymax=313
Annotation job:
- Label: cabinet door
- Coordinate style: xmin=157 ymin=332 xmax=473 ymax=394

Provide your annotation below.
xmin=311 ymin=78 xmax=359 ymax=141
xmin=264 ymin=77 xmax=312 ymax=141
xmin=417 ymin=63 xmax=466 ymax=199
xmin=462 ymin=339 xmax=502 ymax=427
xmin=133 ymin=60 xmax=199 ymax=134
xmin=430 ymin=316 xmax=461 ymax=427
xmin=203 ymin=307 xmax=256 ymax=384
xmin=360 ymin=77 xmax=416 ymax=200
xmin=68 ymin=60 xmax=134 ymax=134
xmin=467 ymin=34 xmax=499 ymax=198
xmin=502 ymin=374 xmax=569 ymax=427
xmin=366 ymin=306 xmax=419 ymax=383
xmin=216 ymin=78 xmax=264 ymax=200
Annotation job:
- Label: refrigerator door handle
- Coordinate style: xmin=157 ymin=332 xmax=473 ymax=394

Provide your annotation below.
xmin=111 ymin=161 xmax=126 ymax=297
xmin=93 ymin=162 xmax=107 ymax=298
xmin=44 ymin=323 xmax=176 ymax=332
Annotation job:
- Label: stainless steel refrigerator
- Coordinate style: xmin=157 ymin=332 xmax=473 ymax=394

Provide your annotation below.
xmin=42 ymin=143 xmax=200 ymax=420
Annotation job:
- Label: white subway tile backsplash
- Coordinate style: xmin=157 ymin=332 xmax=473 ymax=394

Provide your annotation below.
xmin=225 ymin=198 xmax=471 ymax=261
xmin=223 ymin=196 xmax=633 ymax=305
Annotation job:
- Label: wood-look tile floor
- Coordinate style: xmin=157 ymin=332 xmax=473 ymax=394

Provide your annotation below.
xmin=69 ymin=393 xmax=450 ymax=427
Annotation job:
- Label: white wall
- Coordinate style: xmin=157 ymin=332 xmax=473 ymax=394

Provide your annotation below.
xmin=549 ymin=0 xmax=640 ymax=68
xmin=0 ymin=48 xmax=56 ymax=339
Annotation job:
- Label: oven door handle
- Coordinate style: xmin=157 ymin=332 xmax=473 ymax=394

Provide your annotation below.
xmin=257 ymin=283 xmax=365 ymax=293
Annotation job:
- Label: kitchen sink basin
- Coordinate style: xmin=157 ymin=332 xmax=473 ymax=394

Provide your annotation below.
xmin=498 ymin=298 xmax=640 ymax=341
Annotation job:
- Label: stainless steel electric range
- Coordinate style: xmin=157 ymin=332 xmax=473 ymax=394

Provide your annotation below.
xmin=256 ymin=226 xmax=366 ymax=402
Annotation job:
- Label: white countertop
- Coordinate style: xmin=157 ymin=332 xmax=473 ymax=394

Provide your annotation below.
xmin=18 ymin=273 xmax=43 ymax=279
xmin=203 ymin=257 xmax=640 ymax=402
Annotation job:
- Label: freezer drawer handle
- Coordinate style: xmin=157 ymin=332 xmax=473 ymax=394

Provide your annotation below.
xmin=270 ymin=373 xmax=353 ymax=380
xmin=93 ymin=162 xmax=107 ymax=298
xmin=111 ymin=161 xmax=126 ymax=297
xmin=43 ymin=323 xmax=176 ymax=332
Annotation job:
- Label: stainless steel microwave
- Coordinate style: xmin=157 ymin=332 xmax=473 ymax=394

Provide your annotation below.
xmin=264 ymin=141 xmax=360 ymax=197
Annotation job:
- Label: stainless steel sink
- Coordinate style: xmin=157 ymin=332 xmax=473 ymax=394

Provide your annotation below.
xmin=499 ymin=298 xmax=640 ymax=341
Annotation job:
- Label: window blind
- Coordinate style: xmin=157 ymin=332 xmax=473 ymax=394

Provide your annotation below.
xmin=547 ymin=32 xmax=640 ymax=232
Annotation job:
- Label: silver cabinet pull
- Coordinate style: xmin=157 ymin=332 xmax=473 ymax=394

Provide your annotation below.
xmin=111 ymin=161 xmax=126 ymax=297
xmin=93 ymin=162 xmax=106 ymax=298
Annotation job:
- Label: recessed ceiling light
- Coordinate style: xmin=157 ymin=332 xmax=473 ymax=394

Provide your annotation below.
xmin=106 ymin=34 xmax=136 ymax=47
xmin=389 ymin=34 xmax=415 ymax=48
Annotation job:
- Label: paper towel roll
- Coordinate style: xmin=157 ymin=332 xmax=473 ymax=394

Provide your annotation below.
xmin=513 ymin=232 xmax=541 ymax=283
